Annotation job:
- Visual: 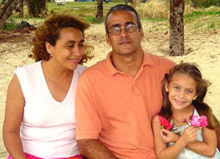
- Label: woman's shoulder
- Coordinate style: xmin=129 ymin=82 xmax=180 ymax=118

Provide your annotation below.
xmin=14 ymin=61 xmax=41 ymax=74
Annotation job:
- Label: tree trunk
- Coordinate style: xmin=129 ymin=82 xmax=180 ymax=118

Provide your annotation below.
xmin=26 ymin=0 xmax=36 ymax=17
xmin=169 ymin=0 xmax=185 ymax=56
xmin=96 ymin=0 xmax=103 ymax=22
xmin=25 ymin=0 xmax=47 ymax=17
xmin=132 ymin=0 xmax=140 ymax=8
xmin=0 ymin=0 xmax=22 ymax=28
xmin=19 ymin=0 xmax=24 ymax=18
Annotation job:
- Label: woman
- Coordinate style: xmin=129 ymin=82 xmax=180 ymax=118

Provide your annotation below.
xmin=3 ymin=14 xmax=91 ymax=159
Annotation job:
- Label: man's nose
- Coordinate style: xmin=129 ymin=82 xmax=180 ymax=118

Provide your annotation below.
xmin=120 ymin=27 xmax=128 ymax=36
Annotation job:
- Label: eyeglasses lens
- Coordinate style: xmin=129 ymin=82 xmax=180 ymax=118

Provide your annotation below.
xmin=109 ymin=24 xmax=137 ymax=35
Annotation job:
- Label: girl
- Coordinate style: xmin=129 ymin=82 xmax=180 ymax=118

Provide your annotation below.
xmin=152 ymin=63 xmax=220 ymax=159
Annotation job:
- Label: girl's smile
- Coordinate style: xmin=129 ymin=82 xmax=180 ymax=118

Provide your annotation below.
xmin=165 ymin=73 xmax=198 ymax=111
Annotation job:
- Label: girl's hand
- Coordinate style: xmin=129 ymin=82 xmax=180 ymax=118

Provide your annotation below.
xmin=181 ymin=126 xmax=201 ymax=145
xmin=160 ymin=129 xmax=179 ymax=143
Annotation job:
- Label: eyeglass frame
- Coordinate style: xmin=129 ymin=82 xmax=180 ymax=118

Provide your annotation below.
xmin=107 ymin=22 xmax=140 ymax=35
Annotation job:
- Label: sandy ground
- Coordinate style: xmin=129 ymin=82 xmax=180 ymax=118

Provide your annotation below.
xmin=0 ymin=20 xmax=220 ymax=158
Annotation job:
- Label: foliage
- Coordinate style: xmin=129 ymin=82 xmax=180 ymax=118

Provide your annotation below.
xmin=2 ymin=17 xmax=18 ymax=30
xmin=1 ymin=1 xmax=220 ymax=31
xmin=196 ymin=0 xmax=220 ymax=8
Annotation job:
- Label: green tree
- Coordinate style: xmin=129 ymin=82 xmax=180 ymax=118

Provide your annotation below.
xmin=0 ymin=0 xmax=23 ymax=28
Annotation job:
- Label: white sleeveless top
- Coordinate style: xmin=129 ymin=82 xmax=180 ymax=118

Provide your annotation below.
xmin=168 ymin=109 xmax=220 ymax=159
xmin=14 ymin=61 xmax=87 ymax=158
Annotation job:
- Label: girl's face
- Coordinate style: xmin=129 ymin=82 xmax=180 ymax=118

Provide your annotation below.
xmin=165 ymin=73 xmax=198 ymax=111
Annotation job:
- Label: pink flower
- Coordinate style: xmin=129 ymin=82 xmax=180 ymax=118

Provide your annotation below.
xmin=190 ymin=115 xmax=200 ymax=127
xmin=199 ymin=116 xmax=208 ymax=127
xmin=158 ymin=115 xmax=173 ymax=130
xmin=190 ymin=115 xmax=208 ymax=128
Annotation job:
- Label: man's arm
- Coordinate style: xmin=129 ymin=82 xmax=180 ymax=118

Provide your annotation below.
xmin=77 ymin=139 xmax=119 ymax=159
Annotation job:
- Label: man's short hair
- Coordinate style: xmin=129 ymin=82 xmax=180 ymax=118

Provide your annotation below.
xmin=104 ymin=4 xmax=142 ymax=34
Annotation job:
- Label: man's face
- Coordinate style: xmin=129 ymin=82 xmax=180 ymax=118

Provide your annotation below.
xmin=106 ymin=10 xmax=144 ymax=56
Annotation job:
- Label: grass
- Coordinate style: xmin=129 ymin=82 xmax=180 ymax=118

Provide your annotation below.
xmin=3 ymin=17 xmax=18 ymax=31
xmin=184 ymin=10 xmax=220 ymax=21
xmin=144 ymin=17 xmax=168 ymax=22
xmin=184 ymin=9 xmax=220 ymax=32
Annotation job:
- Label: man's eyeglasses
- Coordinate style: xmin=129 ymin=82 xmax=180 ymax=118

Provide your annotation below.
xmin=108 ymin=23 xmax=138 ymax=35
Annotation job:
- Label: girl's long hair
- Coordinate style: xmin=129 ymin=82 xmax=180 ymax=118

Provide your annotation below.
xmin=160 ymin=63 xmax=218 ymax=129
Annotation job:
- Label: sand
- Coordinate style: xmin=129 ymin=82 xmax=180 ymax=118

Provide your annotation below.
xmin=0 ymin=20 xmax=220 ymax=158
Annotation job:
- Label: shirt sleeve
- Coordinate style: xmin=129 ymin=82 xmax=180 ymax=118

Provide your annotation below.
xmin=75 ymin=72 xmax=102 ymax=140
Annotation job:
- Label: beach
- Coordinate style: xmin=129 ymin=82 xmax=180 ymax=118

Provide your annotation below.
xmin=0 ymin=20 xmax=220 ymax=158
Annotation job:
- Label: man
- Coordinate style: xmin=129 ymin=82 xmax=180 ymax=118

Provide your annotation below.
xmin=75 ymin=4 xmax=175 ymax=159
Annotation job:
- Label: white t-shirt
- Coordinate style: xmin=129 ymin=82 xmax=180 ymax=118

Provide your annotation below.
xmin=14 ymin=61 xmax=87 ymax=158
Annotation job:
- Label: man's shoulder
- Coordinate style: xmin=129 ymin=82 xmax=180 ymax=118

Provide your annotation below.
xmin=78 ymin=59 xmax=107 ymax=80
xmin=85 ymin=59 xmax=106 ymax=73
xmin=147 ymin=53 xmax=175 ymax=69
xmin=148 ymin=53 xmax=174 ymax=64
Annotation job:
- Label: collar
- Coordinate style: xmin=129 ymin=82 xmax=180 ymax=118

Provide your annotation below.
xmin=105 ymin=49 xmax=154 ymax=76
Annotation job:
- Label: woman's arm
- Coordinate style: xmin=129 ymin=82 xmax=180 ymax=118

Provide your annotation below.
xmin=152 ymin=116 xmax=198 ymax=159
xmin=186 ymin=127 xmax=217 ymax=157
xmin=3 ymin=75 xmax=26 ymax=159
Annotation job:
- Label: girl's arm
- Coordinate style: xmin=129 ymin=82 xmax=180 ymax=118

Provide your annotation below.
xmin=152 ymin=115 xmax=198 ymax=159
xmin=186 ymin=127 xmax=217 ymax=157
xmin=3 ymin=75 xmax=26 ymax=159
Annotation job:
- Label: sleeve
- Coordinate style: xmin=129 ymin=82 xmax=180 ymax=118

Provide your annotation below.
xmin=75 ymin=73 xmax=102 ymax=140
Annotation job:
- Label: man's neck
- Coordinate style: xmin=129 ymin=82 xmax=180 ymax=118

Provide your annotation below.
xmin=111 ymin=51 xmax=144 ymax=77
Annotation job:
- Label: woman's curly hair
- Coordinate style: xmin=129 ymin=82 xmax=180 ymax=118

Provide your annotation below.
xmin=33 ymin=14 xmax=93 ymax=64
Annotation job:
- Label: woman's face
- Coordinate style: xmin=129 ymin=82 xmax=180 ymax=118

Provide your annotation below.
xmin=47 ymin=27 xmax=85 ymax=70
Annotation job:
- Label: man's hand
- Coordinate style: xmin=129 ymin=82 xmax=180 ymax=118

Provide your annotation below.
xmin=77 ymin=139 xmax=120 ymax=159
